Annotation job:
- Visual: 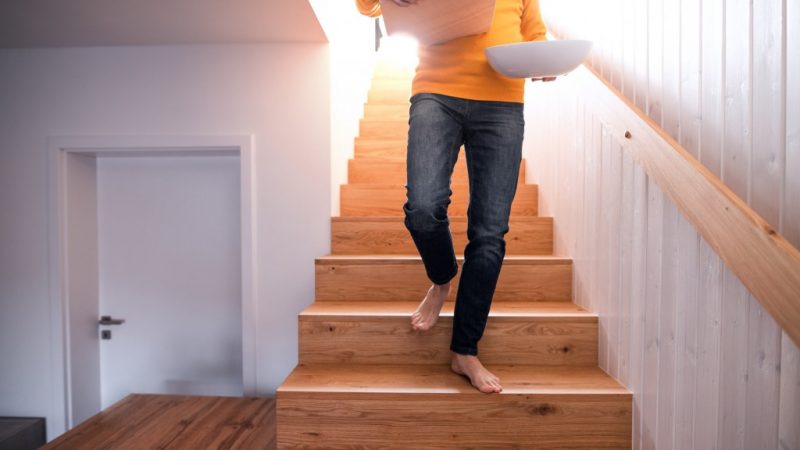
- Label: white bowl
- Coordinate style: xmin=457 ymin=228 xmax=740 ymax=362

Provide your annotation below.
xmin=485 ymin=39 xmax=593 ymax=79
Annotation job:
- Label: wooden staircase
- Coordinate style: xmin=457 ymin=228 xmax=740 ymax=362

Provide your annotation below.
xmin=275 ymin=55 xmax=633 ymax=449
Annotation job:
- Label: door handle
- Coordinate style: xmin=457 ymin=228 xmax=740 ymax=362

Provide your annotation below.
xmin=99 ymin=315 xmax=125 ymax=326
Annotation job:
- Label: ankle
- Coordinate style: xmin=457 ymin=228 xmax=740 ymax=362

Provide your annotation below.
xmin=451 ymin=351 xmax=474 ymax=361
xmin=432 ymin=281 xmax=450 ymax=292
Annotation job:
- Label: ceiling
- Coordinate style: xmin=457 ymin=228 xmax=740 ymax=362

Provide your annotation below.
xmin=0 ymin=0 xmax=327 ymax=49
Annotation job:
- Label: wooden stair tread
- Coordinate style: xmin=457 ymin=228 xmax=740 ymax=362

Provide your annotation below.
xmin=317 ymin=254 xmax=571 ymax=265
xmin=299 ymin=300 xmax=594 ymax=320
xmin=277 ymin=364 xmax=630 ymax=397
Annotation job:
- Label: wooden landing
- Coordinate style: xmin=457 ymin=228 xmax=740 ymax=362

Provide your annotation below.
xmin=42 ymin=394 xmax=275 ymax=449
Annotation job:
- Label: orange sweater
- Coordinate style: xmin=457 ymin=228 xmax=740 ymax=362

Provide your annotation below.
xmin=356 ymin=0 xmax=547 ymax=103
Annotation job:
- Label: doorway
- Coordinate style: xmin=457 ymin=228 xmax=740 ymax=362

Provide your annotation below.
xmin=47 ymin=135 xmax=257 ymax=431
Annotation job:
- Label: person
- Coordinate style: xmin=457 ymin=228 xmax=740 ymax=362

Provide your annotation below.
xmin=355 ymin=0 xmax=554 ymax=394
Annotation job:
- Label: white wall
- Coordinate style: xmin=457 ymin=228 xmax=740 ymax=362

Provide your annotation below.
xmin=0 ymin=43 xmax=330 ymax=440
xmin=523 ymin=58 xmax=800 ymax=450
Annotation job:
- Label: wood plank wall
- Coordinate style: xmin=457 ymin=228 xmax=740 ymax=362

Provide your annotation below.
xmin=521 ymin=2 xmax=800 ymax=447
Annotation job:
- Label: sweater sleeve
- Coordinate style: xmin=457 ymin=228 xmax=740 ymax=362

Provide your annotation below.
xmin=355 ymin=0 xmax=382 ymax=17
xmin=521 ymin=0 xmax=547 ymax=41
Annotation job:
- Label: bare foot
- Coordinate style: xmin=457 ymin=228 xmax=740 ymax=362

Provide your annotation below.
xmin=450 ymin=352 xmax=503 ymax=393
xmin=410 ymin=282 xmax=450 ymax=331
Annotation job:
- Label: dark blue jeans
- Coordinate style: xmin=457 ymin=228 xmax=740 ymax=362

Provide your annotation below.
xmin=403 ymin=92 xmax=525 ymax=356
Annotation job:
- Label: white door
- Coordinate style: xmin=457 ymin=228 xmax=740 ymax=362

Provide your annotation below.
xmin=95 ymin=154 xmax=243 ymax=409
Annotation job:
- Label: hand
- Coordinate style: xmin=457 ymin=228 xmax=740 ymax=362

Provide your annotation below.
xmin=390 ymin=0 xmax=420 ymax=6
xmin=531 ymin=76 xmax=557 ymax=82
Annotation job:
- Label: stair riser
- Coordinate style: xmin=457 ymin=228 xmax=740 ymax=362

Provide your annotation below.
xmin=368 ymin=89 xmax=413 ymax=105
xmin=331 ymin=218 xmax=553 ymax=255
xmin=347 ymin=158 xmax=526 ymax=185
xmin=340 ymin=184 xmax=538 ymax=217
xmin=354 ymin=138 xmax=407 ymax=159
xmin=315 ymin=261 xmax=572 ymax=302
xmin=359 ymin=120 xmax=409 ymax=139
xmin=276 ymin=394 xmax=632 ymax=449
xmin=371 ymin=79 xmax=412 ymax=91
xmin=372 ymin=67 xmax=414 ymax=81
xmin=299 ymin=317 xmax=597 ymax=366
xmin=363 ymin=104 xmax=409 ymax=120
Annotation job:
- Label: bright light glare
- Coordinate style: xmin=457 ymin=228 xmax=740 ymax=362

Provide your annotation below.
xmin=378 ymin=35 xmax=419 ymax=67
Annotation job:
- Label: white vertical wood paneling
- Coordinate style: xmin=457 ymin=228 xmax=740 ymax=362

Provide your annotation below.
xmin=744 ymin=296 xmax=782 ymax=448
xmin=717 ymin=269 xmax=748 ymax=450
xmin=641 ymin=177 xmax=662 ymax=450
xmin=778 ymin=1 xmax=800 ymax=448
xmin=699 ymin=0 xmax=725 ymax=177
xmin=679 ymin=0 xmax=701 ymax=159
xmin=693 ymin=236 xmax=722 ymax=450
xmin=620 ymin=0 xmax=636 ymax=100
xmin=646 ymin=0 xmax=663 ymax=125
xmin=632 ymin=0 xmax=649 ymax=112
xmin=723 ymin=0 xmax=752 ymax=202
xmin=596 ymin=124 xmax=610 ymax=370
xmin=655 ymin=200 xmax=677 ymax=450
xmin=779 ymin=335 xmax=800 ymax=450
xmin=750 ymin=0 xmax=784 ymax=227
xmin=629 ymin=163 xmax=648 ymax=448
xmin=661 ymin=0 xmax=680 ymax=139
xmin=616 ymin=151 xmax=635 ymax=385
xmin=786 ymin=0 xmax=800 ymax=249
xmin=672 ymin=215 xmax=698 ymax=449
xmin=605 ymin=139 xmax=623 ymax=375
xmin=532 ymin=1 xmax=800 ymax=447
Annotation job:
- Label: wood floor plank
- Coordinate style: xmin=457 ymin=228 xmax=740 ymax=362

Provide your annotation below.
xmin=42 ymin=395 xmax=275 ymax=450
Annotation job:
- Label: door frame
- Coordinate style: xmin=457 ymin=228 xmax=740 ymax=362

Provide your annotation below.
xmin=46 ymin=134 xmax=258 ymax=432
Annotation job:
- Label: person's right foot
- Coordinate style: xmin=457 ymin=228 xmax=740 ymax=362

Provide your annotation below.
xmin=450 ymin=352 xmax=503 ymax=393
xmin=410 ymin=282 xmax=450 ymax=331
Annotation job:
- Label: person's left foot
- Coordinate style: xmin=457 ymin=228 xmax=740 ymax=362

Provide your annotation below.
xmin=450 ymin=352 xmax=503 ymax=393
xmin=410 ymin=282 xmax=450 ymax=331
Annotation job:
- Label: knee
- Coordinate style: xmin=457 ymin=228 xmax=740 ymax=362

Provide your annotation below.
xmin=465 ymin=221 xmax=509 ymax=255
xmin=403 ymin=194 xmax=450 ymax=234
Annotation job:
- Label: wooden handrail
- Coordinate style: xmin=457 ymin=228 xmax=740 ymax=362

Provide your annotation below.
xmin=567 ymin=64 xmax=800 ymax=346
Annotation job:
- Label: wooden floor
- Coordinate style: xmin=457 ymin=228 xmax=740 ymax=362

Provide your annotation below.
xmin=42 ymin=394 xmax=276 ymax=449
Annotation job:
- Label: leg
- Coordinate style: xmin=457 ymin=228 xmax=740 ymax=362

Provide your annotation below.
xmin=449 ymin=100 xmax=525 ymax=393
xmin=403 ymin=94 xmax=465 ymax=331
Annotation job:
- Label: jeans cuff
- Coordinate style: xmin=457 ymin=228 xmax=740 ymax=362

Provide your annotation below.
xmin=429 ymin=262 xmax=458 ymax=286
xmin=450 ymin=343 xmax=478 ymax=356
